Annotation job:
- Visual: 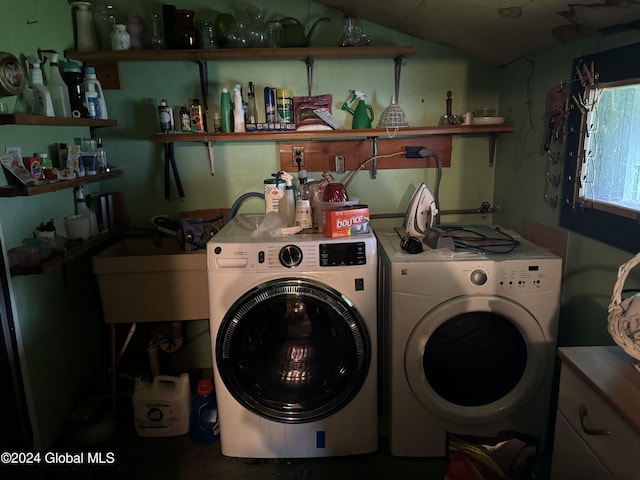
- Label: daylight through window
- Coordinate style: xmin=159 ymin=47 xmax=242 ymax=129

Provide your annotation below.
xmin=579 ymin=79 xmax=640 ymax=219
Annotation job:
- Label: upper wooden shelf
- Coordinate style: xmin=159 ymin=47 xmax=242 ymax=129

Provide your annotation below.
xmin=64 ymin=45 xmax=418 ymax=63
xmin=0 ymin=114 xmax=117 ymax=128
xmin=149 ymin=124 xmax=515 ymax=143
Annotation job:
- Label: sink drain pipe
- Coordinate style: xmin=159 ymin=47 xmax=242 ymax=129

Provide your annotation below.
xmin=147 ymin=322 xmax=184 ymax=378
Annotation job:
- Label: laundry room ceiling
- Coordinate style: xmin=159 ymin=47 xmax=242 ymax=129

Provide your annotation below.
xmin=315 ymin=0 xmax=640 ymax=66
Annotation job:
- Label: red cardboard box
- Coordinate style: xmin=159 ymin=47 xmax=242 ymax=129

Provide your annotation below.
xmin=322 ymin=205 xmax=370 ymax=238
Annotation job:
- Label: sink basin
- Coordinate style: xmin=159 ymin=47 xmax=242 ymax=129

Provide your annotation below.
xmin=92 ymin=238 xmax=208 ymax=324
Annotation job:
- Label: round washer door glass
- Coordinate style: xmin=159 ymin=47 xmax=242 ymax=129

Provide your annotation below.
xmin=216 ymin=278 xmax=370 ymax=424
xmin=405 ymin=295 xmax=547 ymax=423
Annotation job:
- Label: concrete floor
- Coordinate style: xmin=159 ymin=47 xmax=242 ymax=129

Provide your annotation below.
xmin=17 ymin=404 xmax=551 ymax=480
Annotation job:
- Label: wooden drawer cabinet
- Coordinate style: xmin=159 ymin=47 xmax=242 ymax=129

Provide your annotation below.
xmin=551 ymin=347 xmax=640 ymax=480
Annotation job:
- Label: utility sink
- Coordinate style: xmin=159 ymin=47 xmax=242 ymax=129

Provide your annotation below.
xmin=92 ymin=237 xmax=209 ymax=324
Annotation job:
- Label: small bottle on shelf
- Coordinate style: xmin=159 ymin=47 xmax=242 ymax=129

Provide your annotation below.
xmin=95 ymin=138 xmax=107 ymax=172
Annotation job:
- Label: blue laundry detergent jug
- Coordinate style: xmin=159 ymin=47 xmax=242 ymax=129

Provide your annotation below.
xmin=189 ymin=377 xmax=220 ymax=443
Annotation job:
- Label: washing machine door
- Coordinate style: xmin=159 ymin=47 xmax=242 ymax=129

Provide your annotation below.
xmin=216 ymin=278 xmax=371 ymax=424
xmin=405 ymin=295 xmax=547 ymax=423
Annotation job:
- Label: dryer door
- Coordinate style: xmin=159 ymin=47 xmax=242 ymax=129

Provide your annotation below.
xmin=405 ymin=295 xmax=547 ymax=423
xmin=216 ymin=278 xmax=371 ymax=424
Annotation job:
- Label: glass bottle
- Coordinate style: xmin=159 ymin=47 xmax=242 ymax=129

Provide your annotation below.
xmin=94 ymin=2 xmax=120 ymax=50
xmin=199 ymin=20 xmax=217 ymax=49
xmin=150 ymin=13 xmax=165 ymax=49
xmin=126 ymin=15 xmax=144 ymax=50
xmin=175 ymin=9 xmax=198 ymax=49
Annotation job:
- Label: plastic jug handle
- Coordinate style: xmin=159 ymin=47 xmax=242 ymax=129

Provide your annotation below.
xmin=366 ymin=104 xmax=374 ymax=121
xmin=154 ymin=375 xmax=179 ymax=386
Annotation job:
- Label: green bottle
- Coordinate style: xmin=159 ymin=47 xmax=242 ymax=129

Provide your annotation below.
xmin=220 ymin=88 xmax=231 ymax=133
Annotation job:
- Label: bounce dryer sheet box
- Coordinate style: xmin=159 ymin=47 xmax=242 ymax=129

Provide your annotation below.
xmin=323 ymin=205 xmax=370 ymax=238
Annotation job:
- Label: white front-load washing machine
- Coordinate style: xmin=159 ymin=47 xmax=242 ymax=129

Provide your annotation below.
xmin=376 ymin=225 xmax=562 ymax=457
xmin=207 ymin=215 xmax=378 ymax=458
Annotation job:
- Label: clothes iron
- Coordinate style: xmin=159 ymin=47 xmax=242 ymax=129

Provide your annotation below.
xmin=402 ymin=182 xmax=438 ymax=238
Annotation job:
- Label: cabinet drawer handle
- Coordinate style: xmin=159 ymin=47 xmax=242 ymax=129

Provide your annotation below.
xmin=579 ymin=405 xmax=611 ymax=436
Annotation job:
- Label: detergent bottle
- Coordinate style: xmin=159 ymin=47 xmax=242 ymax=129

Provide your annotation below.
xmin=341 ymin=90 xmax=374 ymax=129
xmin=27 ymin=56 xmax=55 ymax=117
xmin=278 ymin=171 xmax=296 ymax=227
xmin=40 ymin=50 xmax=71 ymax=117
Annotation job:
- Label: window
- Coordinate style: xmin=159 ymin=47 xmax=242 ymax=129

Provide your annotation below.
xmin=581 ymin=80 xmax=640 ymax=217
xmin=560 ymin=42 xmax=640 ymax=252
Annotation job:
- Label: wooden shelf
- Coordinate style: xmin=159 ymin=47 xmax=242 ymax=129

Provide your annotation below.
xmin=149 ymin=124 xmax=515 ymax=143
xmin=10 ymin=224 xmax=127 ymax=276
xmin=0 ymin=114 xmax=117 ymax=128
xmin=64 ymin=45 xmax=418 ymax=63
xmin=63 ymin=46 xmax=418 ymax=90
xmin=0 ymin=170 xmax=123 ymax=197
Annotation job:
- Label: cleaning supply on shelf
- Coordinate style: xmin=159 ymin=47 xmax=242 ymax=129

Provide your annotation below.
xmin=63 ymin=60 xmax=87 ymax=118
xmin=278 ymin=171 xmax=296 ymax=227
xmin=190 ymin=98 xmax=204 ymax=132
xmin=179 ymin=106 xmax=191 ymax=131
xmin=220 ymin=88 xmax=231 ymax=133
xmin=189 ymin=377 xmax=220 ymax=444
xmin=276 ymin=88 xmax=293 ymax=123
xmin=95 ymin=138 xmax=107 ymax=172
xmin=158 ymin=99 xmax=174 ymax=132
xmin=27 ymin=55 xmax=54 ymax=117
xmin=264 ymin=86 xmax=276 ymax=124
xmin=40 ymin=50 xmax=71 ymax=117
xmin=246 ymin=81 xmax=258 ymax=130
xmin=295 ymin=170 xmax=313 ymax=232
xmin=84 ymin=66 xmax=108 ymax=120
xmin=233 ymin=84 xmax=245 ymax=133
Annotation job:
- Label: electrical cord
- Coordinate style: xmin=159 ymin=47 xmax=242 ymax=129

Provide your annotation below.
xmin=343 ymin=150 xmax=405 ymax=189
xmin=437 ymin=225 xmax=520 ymax=254
xmin=394 ymin=227 xmax=423 ymax=254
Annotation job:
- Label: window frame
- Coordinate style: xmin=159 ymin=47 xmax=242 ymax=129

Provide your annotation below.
xmin=560 ymin=42 xmax=640 ymax=253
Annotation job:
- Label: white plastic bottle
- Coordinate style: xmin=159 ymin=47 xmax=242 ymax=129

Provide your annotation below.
xmin=42 ymin=51 xmax=71 ymax=117
xmin=84 ymin=66 xmax=108 ymax=119
xmin=278 ymin=171 xmax=296 ymax=227
xmin=75 ymin=186 xmax=99 ymax=236
xmin=233 ymin=84 xmax=245 ymax=133
xmin=28 ymin=56 xmax=54 ymax=116
xmin=295 ymin=170 xmax=313 ymax=232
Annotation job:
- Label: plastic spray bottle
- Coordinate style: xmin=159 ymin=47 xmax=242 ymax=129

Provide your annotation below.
xmin=278 ymin=171 xmax=296 ymax=227
xmin=27 ymin=56 xmax=54 ymax=116
xmin=295 ymin=170 xmax=313 ymax=232
xmin=233 ymin=84 xmax=245 ymax=133
xmin=40 ymin=50 xmax=71 ymax=117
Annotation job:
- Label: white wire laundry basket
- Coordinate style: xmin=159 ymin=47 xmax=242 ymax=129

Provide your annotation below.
xmin=608 ymin=251 xmax=640 ymax=364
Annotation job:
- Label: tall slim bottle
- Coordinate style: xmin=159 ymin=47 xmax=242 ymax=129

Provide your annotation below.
xmin=220 ymin=88 xmax=231 ymax=133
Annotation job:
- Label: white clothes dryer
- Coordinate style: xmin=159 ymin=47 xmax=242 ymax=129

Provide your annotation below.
xmin=207 ymin=215 xmax=378 ymax=458
xmin=375 ymin=225 xmax=562 ymax=457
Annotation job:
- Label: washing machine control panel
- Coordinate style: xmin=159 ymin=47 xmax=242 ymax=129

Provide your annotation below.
xmin=278 ymin=245 xmax=303 ymax=268
xmin=470 ymin=269 xmax=488 ymax=286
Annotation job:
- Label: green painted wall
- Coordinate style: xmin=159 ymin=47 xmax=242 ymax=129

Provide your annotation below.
xmin=2 ymin=0 xmax=585 ymax=449
xmin=494 ymin=29 xmax=640 ymax=346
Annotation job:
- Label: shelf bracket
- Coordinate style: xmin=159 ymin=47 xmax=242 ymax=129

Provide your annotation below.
xmin=489 ymin=133 xmax=497 ymax=167
xmin=195 ymin=58 xmax=209 ymax=131
xmin=369 ymin=137 xmax=378 ymax=179
xmin=305 ymin=55 xmax=314 ymax=97
xmin=163 ymin=142 xmax=185 ymax=200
